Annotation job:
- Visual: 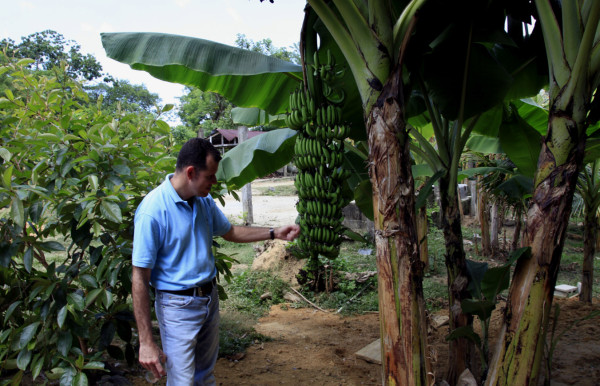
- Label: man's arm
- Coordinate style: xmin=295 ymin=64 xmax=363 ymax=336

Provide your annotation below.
xmin=132 ymin=266 xmax=166 ymax=379
xmin=222 ymin=224 xmax=300 ymax=243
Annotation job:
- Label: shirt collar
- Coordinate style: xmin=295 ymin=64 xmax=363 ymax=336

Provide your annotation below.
xmin=163 ymin=173 xmax=186 ymax=204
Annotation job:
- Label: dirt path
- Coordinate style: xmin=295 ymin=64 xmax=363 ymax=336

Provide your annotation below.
xmin=216 ymin=178 xmax=298 ymax=227
xmin=212 ymin=298 xmax=600 ymax=386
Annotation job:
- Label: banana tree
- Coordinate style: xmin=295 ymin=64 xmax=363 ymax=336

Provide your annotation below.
xmin=403 ymin=1 xmax=546 ymax=379
xmin=486 ymin=1 xmax=600 ymax=384
xmin=576 ymin=159 xmax=600 ymax=303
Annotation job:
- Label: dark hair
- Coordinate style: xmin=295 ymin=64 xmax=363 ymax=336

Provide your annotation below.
xmin=175 ymin=138 xmax=221 ymax=172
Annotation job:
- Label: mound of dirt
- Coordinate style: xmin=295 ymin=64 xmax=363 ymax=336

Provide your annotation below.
xmin=251 ymin=240 xmax=305 ymax=286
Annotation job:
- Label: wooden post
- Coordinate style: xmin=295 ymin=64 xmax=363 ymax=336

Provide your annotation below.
xmin=238 ymin=126 xmax=253 ymax=225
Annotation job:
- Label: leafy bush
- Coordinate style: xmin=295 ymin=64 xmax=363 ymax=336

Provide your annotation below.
xmin=0 ymin=56 xmax=176 ymax=383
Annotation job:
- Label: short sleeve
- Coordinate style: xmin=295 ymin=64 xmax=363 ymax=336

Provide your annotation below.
xmin=132 ymin=212 xmax=163 ymax=269
xmin=209 ymin=200 xmax=231 ymax=237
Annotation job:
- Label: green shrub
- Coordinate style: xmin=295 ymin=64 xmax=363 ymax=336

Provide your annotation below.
xmin=0 ymin=55 xmax=177 ymax=383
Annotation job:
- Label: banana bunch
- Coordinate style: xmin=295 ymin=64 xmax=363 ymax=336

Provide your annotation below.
xmin=288 ymin=49 xmax=351 ymax=261
xmin=284 ymin=88 xmax=315 ymax=130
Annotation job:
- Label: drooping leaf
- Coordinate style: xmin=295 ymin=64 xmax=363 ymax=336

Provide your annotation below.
xmin=73 ymin=372 xmax=89 ymax=386
xmin=37 ymin=241 xmax=65 ymax=252
xmin=498 ymin=111 xmax=542 ymax=178
xmin=481 ymin=266 xmax=511 ymax=302
xmin=67 ymin=292 xmax=85 ymax=311
xmin=231 ymin=107 xmax=285 ymax=127
xmin=100 ymin=200 xmax=123 ymax=224
xmin=16 ymin=348 xmax=32 ymax=370
xmin=11 ymin=196 xmax=24 ymax=228
xmin=466 ymin=259 xmax=488 ymax=298
xmin=465 ymin=135 xmax=503 ymax=154
xmin=57 ymin=305 xmax=68 ymax=328
xmin=216 ymin=129 xmax=297 ymax=189
xmin=82 ymin=361 xmax=106 ymax=370
xmin=4 ymin=301 xmax=22 ymax=324
xmin=101 ymin=33 xmax=302 ymax=115
xmin=18 ymin=322 xmax=40 ymax=350
xmin=23 ymin=247 xmax=33 ymax=273
xmin=446 ymin=325 xmax=482 ymax=347
xmin=461 ymin=298 xmax=497 ymax=320
xmin=99 ymin=321 xmax=116 ymax=350
xmin=57 ymin=330 xmax=73 ymax=356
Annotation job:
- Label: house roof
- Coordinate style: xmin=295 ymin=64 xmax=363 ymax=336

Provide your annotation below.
xmin=211 ymin=129 xmax=265 ymax=142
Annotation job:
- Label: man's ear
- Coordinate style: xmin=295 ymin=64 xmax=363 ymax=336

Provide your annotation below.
xmin=185 ymin=166 xmax=196 ymax=180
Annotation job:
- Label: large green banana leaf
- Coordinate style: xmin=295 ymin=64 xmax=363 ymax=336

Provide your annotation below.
xmin=231 ymin=107 xmax=286 ymax=127
xmin=216 ymin=129 xmax=297 ymax=190
xmin=101 ymin=32 xmax=302 ymax=115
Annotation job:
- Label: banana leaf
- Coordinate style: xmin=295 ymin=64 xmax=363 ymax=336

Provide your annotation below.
xmin=101 ymin=32 xmax=302 ymax=115
xmin=216 ymin=129 xmax=297 ymax=189
xmin=231 ymin=107 xmax=286 ymax=127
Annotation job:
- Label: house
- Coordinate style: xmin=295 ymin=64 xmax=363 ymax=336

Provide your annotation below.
xmin=207 ymin=129 xmax=265 ymax=155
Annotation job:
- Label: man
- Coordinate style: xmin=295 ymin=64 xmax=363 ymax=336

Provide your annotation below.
xmin=132 ymin=138 xmax=300 ymax=385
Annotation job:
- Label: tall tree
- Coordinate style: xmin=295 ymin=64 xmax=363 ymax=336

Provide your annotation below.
xmin=1 ymin=30 xmax=102 ymax=81
xmin=86 ymin=77 xmax=160 ymax=115
xmin=177 ymin=88 xmax=235 ymax=137
xmin=235 ymin=33 xmax=301 ymax=64
xmin=487 ymin=1 xmax=600 ymax=384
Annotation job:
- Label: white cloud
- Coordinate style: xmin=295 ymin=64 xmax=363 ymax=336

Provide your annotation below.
xmin=19 ymin=1 xmax=35 ymax=11
xmin=174 ymin=0 xmax=191 ymax=8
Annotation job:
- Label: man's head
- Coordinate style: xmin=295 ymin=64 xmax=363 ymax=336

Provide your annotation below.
xmin=174 ymin=138 xmax=222 ymax=198
xmin=175 ymin=138 xmax=222 ymax=172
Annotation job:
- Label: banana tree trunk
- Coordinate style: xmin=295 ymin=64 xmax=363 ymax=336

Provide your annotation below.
xmin=490 ymin=202 xmax=499 ymax=254
xmin=486 ymin=113 xmax=585 ymax=385
xmin=511 ymin=209 xmax=522 ymax=251
xmin=439 ymin=174 xmax=475 ymax=384
xmin=477 ymin=180 xmax=492 ymax=256
xmin=417 ymin=205 xmax=429 ymax=271
xmin=367 ymin=71 xmax=431 ymax=386
xmin=580 ymin=206 xmax=597 ymax=302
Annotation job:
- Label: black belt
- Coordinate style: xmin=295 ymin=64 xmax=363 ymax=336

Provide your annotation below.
xmin=159 ymin=278 xmax=216 ymax=297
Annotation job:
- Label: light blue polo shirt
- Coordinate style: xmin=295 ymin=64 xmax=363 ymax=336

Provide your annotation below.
xmin=132 ymin=174 xmax=231 ymax=290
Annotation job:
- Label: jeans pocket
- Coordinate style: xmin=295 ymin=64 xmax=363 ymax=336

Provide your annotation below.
xmin=160 ymin=293 xmax=194 ymax=308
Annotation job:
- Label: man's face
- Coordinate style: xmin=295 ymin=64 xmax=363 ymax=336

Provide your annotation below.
xmin=190 ymin=155 xmax=218 ymax=197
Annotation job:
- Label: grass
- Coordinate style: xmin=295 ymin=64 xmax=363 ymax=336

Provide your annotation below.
xmin=253 ymin=184 xmax=297 ymax=197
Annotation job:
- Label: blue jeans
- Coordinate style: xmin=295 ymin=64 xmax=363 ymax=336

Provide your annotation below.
xmin=155 ymin=286 xmax=220 ymax=386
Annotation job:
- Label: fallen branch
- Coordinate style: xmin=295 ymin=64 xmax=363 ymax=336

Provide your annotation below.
xmin=290 ymin=287 xmax=328 ymax=312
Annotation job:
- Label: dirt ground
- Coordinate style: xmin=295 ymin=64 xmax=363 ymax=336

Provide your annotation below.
xmin=212 ymin=298 xmax=600 ymax=386
xmin=125 ymin=178 xmax=600 ymax=386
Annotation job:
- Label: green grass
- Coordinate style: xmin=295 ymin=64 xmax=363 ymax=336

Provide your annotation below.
xmin=254 ymin=184 xmax=298 ymax=196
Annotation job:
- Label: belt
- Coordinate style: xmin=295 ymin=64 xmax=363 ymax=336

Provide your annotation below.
xmin=159 ymin=278 xmax=216 ymax=297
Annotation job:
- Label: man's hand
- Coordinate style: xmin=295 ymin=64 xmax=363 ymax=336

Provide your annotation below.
xmin=276 ymin=224 xmax=300 ymax=241
xmin=139 ymin=342 xmax=167 ymax=379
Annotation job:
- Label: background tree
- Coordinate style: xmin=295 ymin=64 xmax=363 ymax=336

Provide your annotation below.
xmin=1 ymin=30 xmax=102 ymax=81
xmin=235 ymin=33 xmax=300 ymax=64
xmin=85 ymin=77 xmax=161 ymax=116
xmin=177 ymin=87 xmax=235 ymax=137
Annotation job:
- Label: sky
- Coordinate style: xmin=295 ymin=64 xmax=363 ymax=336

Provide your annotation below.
xmin=1 ymin=0 xmax=306 ymax=117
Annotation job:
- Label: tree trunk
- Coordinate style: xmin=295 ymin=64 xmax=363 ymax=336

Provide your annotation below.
xmin=469 ymin=180 xmax=478 ymax=219
xmin=439 ymin=174 xmax=475 ymax=384
xmin=486 ymin=114 xmax=585 ymax=385
xmin=580 ymin=205 xmax=597 ymax=302
xmin=477 ymin=180 xmax=491 ymax=256
xmin=367 ymin=70 xmax=431 ymax=386
xmin=490 ymin=202 xmax=499 ymax=254
xmin=417 ymin=204 xmax=429 ymax=271
xmin=511 ymin=209 xmax=522 ymax=251
xmin=238 ymin=126 xmax=254 ymax=225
